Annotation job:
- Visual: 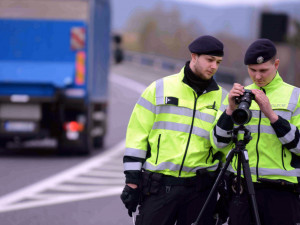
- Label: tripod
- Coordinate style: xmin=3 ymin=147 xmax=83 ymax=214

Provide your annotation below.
xmin=192 ymin=125 xmax=261 ymax=225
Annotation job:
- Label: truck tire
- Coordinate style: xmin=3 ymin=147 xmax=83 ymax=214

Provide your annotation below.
xmin=93 ymin=136 xmax=104 ymax=149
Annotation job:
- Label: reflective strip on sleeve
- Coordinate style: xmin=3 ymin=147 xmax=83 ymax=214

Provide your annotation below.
xmin=124 ymin=148 xmax=147 ymax=158
xmin=124 ymin=162 xmax=143 ymax=171
xmin=279 ymin=124 xmax=296 ymax=144
xmin=156 ymin=79 xmax=164 ymax=105
xmin=212 ymin=134 xmax=230 ymax=148
xmin=137 ymin=97 xmax=156 ymax=114
xmin=290 ymin=140 xmax=300 ymax=154
xmin=215 ymin=125 xmax=231 ymax=137
xmin=287 ymin=87 xmax=300 ymax=112
xmin=152 ymin=121 xmax=210 ymax=140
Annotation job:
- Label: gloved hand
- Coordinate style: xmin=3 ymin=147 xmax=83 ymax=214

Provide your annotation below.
xmin=120 ymin=185 xmax=140 ymax=217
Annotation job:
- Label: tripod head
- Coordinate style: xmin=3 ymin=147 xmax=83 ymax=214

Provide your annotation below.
xmin=229 ymin=125 xmax=252 ymax=151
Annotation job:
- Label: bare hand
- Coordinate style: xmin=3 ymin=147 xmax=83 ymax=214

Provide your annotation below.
xmin=251 ymin=89 xmax=278 ymax=123
xmin=226 ymin=83 xmax=245 ymax=115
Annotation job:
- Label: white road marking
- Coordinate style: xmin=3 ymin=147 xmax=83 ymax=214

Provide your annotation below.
xmin=0 ymin=139 xmax=126 ymax=213
xmin=0 ymin=73 xmax=145 ymax=213
xmin=110 ymin=73 xmax=147 ymax=94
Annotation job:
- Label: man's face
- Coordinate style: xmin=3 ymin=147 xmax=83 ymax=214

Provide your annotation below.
xmin=191 ymin=54 xmax=223 ymax=80
xmin=247 ymin=59 xmax=279 ymax=87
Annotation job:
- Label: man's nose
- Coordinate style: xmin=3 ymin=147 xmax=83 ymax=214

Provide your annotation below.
xmin=211 ymin=62 xmax=217 ymax=69
xmin=254 ymin=73 xmax=262 ymax=79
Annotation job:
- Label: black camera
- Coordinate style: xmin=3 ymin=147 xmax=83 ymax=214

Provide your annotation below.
xmin=231 ymin=89 xmax=255 ymax=125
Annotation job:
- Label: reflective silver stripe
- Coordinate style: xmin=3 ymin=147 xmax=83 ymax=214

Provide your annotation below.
xmin=215 ymin=125 xmax=231 ymax=137
xmin=293 ymin=107 xmax=300 ymax=117
xmin=157 ymin=105 xmax=214 ymax=123
xmin=157 ymin=105 xmax=193 ymax=117
xmin=221 ymin=89 xmax=228 ymax=102
xmin=275 ymin=110 xmax=292 ymax=120
xmin=227 ymin=164 xmax=300 ymax=177
xmin=251 ymin=110 xmax=292 ymax=120
xmin=287 ymin=87 xmax=300 ymax=112
xmin=243 ymin=125 xmax=275 ymax=135
xmin=213 ymin=134 xmax=230 ymax=148
xmin=152 ymin=121 xmax=209 ymax=140
xmin=124 ymin=148 xmax=147 ymax=158
xmin=219 ymin=104 xmax=227 ymax=112
xmin=143 ymin=161 xmax=180 ymax=171
xmin=136 ymin=101 xmax=215 ymax=124
xmin=124 ymin=162 xmax=142 ymax=171
xmin=290 ymin=140 xmax=300 ymax=154
xmin=182 ymin=163 xmax=219 ymax=173
xmin=195 ymin=111 xmax=215 ymax=124
xmin=143 ymin=161 xmax=218 ymax=172
xmin=192 ymin=126 xmax=210 ymax=140
xmin=156 ymin=79 xmax=164 ymax=105
xmin=279 ymin=124 xmax=296 ymax=144
xmin=137 ymin=97 xmax=156 ymax=114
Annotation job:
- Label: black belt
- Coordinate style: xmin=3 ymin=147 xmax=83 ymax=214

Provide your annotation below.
xmin=253 ymin=178 xmax=300 ymax=193
xmin=161 ymin=175 xmax=200 ymax=186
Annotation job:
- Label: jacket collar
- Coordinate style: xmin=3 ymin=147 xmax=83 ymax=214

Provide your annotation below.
xmin=179 ymin=66 xmax=219 ymax=94
xmin=249 ymin=71 xmax=283 ymax=91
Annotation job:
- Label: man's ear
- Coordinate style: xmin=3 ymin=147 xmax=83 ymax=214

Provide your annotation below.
xmin=274 ymin=59 xmax=280 ymax=70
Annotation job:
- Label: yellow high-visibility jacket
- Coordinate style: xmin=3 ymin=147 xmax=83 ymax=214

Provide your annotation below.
xmin=123 ymin=67 xmax=227 ymax=184
xmin=212 ymin=72 xmax=300 ymax=184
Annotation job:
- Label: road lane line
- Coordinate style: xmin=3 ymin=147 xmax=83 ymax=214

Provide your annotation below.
xmin=110 ymin=73 xmax=147 ymax=94
xmin=0 ymin=139 xmax=125 ymax=212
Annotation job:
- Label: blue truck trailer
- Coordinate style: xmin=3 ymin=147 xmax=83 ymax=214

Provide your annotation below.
xmin=0 ymin=0 xmax=114 ymax=154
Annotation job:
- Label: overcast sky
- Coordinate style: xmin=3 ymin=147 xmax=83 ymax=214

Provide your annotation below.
xmin=169 ymin=0 xmax=298 ymax=7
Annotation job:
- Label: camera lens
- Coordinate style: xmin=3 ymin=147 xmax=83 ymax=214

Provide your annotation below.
xmin=232 ymin=108 xmax=252 ymax=125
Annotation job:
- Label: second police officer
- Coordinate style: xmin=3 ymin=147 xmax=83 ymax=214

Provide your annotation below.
xmin=121 ymin=35 xmax=228 ymax=225
xmin=212 ymin=39 xmax=300 ymax=225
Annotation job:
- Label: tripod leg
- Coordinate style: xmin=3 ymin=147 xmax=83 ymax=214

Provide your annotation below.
xmin=192 ymin=149 xmax=236 ymax=225
xmin=241 ymin=150 xmax=261 ymax=225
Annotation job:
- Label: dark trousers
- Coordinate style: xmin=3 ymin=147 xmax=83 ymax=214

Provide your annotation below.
xmin=135 ymin=185 xmax=217 ymax=225
xmin=228 ymin=187 xmax=300 ymax=225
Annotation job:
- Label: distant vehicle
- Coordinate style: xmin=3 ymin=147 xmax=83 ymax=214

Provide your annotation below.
xmin=0 ymin=0 xmax=122 ymax=154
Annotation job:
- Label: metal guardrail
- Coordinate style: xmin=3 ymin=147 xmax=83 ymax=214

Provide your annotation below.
xmin=123 ymin=50 xmax=238 ymax=86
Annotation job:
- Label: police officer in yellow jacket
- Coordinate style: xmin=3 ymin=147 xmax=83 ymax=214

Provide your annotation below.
xmin=120 ymin=35 xmax=227 ymax=225
xmin=212 ymin=39 xmax=300 ymax=225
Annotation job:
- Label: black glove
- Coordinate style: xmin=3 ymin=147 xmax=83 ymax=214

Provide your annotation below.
xmin=120 ymin=185 xmax=140 ymax=217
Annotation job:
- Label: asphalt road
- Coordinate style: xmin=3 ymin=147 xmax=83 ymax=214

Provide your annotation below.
xmin=0 ymin=62 xmax=168 ymax=225
xmin=0 ymin=62 xmax=232 ymax=225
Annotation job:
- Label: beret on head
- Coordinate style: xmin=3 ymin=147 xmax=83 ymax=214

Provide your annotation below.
xmin=188 ymin=35 xmax=224 ymax=56
xmin=244 ymin=39 xmax=277 ymax=65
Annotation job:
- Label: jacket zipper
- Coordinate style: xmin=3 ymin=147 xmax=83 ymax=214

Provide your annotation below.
xmin=255 ymin=87 xmax=265 ymax=180
xmin=179 ymin=92 xmax=199 ymax=176
xmin=155 ymin=134 xmax=161 ymax=164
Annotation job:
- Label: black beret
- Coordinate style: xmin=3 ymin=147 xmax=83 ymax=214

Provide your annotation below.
xmin=244 ymin=39 xmax=277 ymax=65
xmin=188 ymin=35 xmax=224 ymax=56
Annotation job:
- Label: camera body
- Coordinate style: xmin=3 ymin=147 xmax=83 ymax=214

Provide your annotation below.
xmin=232 ymin=89 xmax=255 ymax=125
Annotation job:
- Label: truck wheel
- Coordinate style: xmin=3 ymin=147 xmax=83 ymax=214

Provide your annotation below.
xmin=58 ymin=132 xmax=92 ymax=155
xmin=93 ymin=136 xmax=104 ymax=149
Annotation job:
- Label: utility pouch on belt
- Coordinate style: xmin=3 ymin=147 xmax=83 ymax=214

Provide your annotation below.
xmin=141 ymin=172 xmax=163 ymax=195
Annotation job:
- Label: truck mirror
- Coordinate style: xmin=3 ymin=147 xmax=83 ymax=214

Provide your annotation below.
xmin=114 ymin=47 xmax=124 ymax=64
